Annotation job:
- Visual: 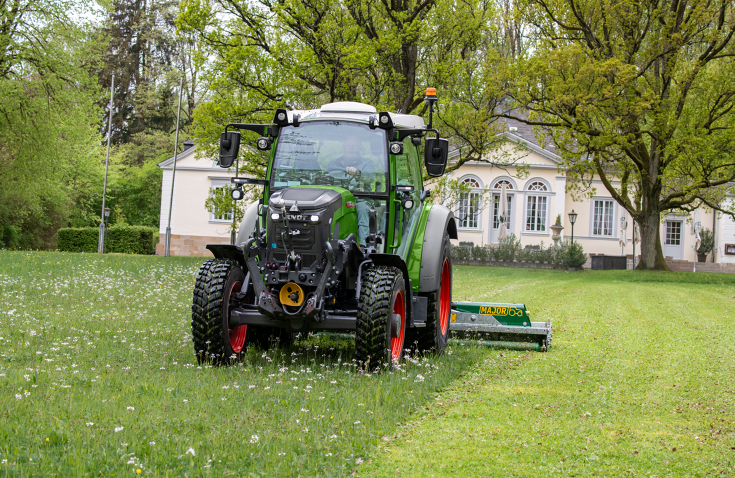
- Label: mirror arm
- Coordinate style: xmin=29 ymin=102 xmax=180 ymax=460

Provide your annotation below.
xmin=392 ymin=127 xmax=440 ymax=142
xmin=225 ymin=123 xmax=280 ymax=138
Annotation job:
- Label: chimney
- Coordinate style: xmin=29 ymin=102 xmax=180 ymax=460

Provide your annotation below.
xmin=183 ymin=139 xmax=194 ymax=151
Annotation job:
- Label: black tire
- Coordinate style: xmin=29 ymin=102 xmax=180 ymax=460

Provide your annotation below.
xmin=191 ymin=259 xmax=251 ymax=365
xmin=407 ymin=232 xmax=452 ymax=354
xmin=355 ymin=266 xmax=407 ymax=369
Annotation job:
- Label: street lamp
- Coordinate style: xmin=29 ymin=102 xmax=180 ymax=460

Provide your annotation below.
xmin=568 ymin=210 xmax=578 ymax=244
xmin=103 ymin=208 xmax=111 ymax=253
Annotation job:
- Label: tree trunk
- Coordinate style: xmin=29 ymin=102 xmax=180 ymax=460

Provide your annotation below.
xmin=636 ymin=209 xmax=670 ymax=271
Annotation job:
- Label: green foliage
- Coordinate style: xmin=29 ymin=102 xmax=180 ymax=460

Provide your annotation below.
xmin=470 ymin=245 xmax=489 ymax=262
xmin=509 ymin=0 xmax=735 ymax=270
xmin=56 ymin=228 xmax=99 ymax=253
xmin=563 ymin=242 xmax=588 ymax=269
xmin=554 ymin=214 xmax=562 ymax=226
xmin=0 ymin=0 xmax=105 ymax=249
xmin=0 ymin=224 xmax=21 ymax=249
xmin=177 ymin=0 xmax=522 ymax=179
xmin=697 ymin=228 xmax=715 ymax=255
xmin=451 ymin=244 xmax=472 ymax=261
xmin=57 ymin=226 xmax=157 ymax=254
xmin=106 ymin=225 xmax=158 ymax=254
xmin=451 ymin=235 xmax=577 ymax=265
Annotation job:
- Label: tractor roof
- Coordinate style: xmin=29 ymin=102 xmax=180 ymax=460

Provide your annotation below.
xmin=286 ymin=101 xmax=425 ymax=130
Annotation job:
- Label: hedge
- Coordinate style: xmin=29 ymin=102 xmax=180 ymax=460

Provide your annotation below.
xmin=57 ymin=225 xmax=158 ymax=255
xmin=451 ymin=234 xmax=588 ymax=268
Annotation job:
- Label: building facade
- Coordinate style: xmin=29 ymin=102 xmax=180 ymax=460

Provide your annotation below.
xmin=156 ymin=141 xmax=236 ymax=256
xmin=446 ymin=124 xmax=733 ymax=265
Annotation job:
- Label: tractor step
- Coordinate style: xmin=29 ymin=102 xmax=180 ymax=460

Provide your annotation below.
xmin=449 ymin=302 xmax=552 ymax=352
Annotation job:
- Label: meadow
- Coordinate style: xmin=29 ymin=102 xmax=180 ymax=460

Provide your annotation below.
xmin=1 ymin=251 xmax=734 ymax=477
xmin=0 ymin=251 xmax=481 ymax=476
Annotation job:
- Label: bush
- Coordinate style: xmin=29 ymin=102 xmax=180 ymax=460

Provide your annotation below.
xmin=494 ymin=234 xmax=521 ymax=261
xmin=563 ymin=241 xmax=588 ymax=268
xmin=0 ymin=224 xmax=21 ymax=249
xmin=451 ymin=244 xmax=471 ymax=261
xmin=57 ymin=225 xmax=158 ymax=255
xmin=57 ymin=227 xmax=98 ymax=253
xmin=697 ymin=228 xmax=714 ymax=255
xmin=471 ymin=245 xmax=489 ymax=261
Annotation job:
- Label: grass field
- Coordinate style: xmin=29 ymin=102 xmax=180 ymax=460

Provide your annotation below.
xmin=1 ymin=252 xmax=734 ymax=477
xmin=0 ymin=251 xmax=482 ymax=477
xmin=362 ymin=266 xmax=735 ymax=477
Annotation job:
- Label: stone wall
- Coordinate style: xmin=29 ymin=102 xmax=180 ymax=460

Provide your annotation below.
xmin=155 ymin=234 xmax=231 ymax=257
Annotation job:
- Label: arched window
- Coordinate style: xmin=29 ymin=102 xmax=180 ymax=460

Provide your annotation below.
xmin=458 ymin=176 xmax=482 ymax=229
xmin=493 ymin=179 xmax=514 ymax=190
xmin=527 ymin=181 xmax=548 ymax=191
xmin=524 ymin=180 xmax=550 ymax=232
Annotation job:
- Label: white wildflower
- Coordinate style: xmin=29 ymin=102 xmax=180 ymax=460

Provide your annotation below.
xmin=114 ymin=427 xmax=124 ymax=433
xmin=186 ymin=447 xmax=195 ymax=456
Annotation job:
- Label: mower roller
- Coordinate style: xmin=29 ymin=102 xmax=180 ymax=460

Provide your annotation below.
xmin=190 ymin=90 xmax=552 ymax=368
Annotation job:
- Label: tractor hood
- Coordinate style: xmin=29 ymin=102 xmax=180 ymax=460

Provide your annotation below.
xmin=267 ymin=185 xmax=359 ymax=243
xmin=268 ymin=186 xmax=343 ymax=212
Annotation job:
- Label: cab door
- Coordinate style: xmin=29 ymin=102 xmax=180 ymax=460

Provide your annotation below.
xmin=393 ymin=136 xmax=423 ymax=258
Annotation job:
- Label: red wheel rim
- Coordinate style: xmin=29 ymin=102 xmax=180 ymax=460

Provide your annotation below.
xmin=439 ymin=259 xmax=450 ymax=335
xmin=390 ymin=290 xmax=406 ymax=361
xmin=227 ymin=280 xmax=247 ymax=353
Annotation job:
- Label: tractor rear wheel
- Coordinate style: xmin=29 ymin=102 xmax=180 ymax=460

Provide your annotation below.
xmin=191 ymin=259 xmax=256 ymax=365
xmin=355 ymin=266 xmax=407 ymax=369
xmin=408 ymin=232 xmax=451 ymax=354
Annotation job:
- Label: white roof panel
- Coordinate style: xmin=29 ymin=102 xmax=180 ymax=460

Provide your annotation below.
xmin=320 ymin=101 xmax=377 ymax=114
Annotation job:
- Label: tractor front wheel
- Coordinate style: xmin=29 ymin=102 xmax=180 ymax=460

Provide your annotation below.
xmin=355 ymin=266 xmax=407 ymax=369
xmin=192 ymin=259 xmax=253 ymax=365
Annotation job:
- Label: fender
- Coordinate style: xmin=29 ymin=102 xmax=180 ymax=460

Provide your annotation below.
xmin=234 ymin=200 xmax=261 ymax=248
xmin=418 ymin=204 xmax=457 ymax=293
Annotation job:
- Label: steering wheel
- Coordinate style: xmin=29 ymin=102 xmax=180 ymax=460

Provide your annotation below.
xmin=322 ymin=167 xmax=360 ymax=188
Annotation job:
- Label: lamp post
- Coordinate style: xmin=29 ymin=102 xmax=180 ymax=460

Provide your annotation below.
xmin=103 ymin=207 xmax=111 ymax=253
xmin=98 ymin=74 xmax=114 ymax=254
xmin=568 ymin=210 xmax=578 ymax=244
xmin=164 ymin=76 xmax=184 ymax=257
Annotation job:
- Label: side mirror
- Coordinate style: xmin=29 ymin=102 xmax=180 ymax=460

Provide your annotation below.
xmin=219 ymin=131 xmax=241 ymax=168
xmin=424 ymin=137 xmax=448 ymax=177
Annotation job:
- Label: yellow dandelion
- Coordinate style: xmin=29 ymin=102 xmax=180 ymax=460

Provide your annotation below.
xmin=45 ymin=438 xmax=49 ymax=441
xmin=136 ymin=469 xmax=142 ymax=474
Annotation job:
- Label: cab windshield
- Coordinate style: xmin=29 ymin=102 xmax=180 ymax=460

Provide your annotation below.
xmin=270 ymin=121 xmax=388 ymax=195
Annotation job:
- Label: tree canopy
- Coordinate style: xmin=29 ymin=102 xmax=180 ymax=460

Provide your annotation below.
xmin=507 ymin=0 xmax=735 ymax=269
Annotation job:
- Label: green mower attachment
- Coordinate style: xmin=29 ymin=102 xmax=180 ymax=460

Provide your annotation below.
xmin=448 ymin=302 xmax=552 ymax=352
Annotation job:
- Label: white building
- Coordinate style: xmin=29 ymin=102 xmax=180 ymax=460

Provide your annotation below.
xmin=156 ymin=140 xmax=236 ymax=256
xmin=446 ymin=119 xmax=734 ymax=266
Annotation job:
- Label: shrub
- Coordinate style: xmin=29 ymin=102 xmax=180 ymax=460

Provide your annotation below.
xmin=494 ymin=234 xmax=521 ymax=261
xmin=57 ymin=225 xmax=158 ymax=255
xmin=106 ymin=225 xmax=158 ymax=255
xmin=697 ymin=228 xmax=714 ymax=255
xmin=57 ymin=227 xmax=98 ymax=253
xmin=451 ymin=244 xmax=471 ymax=261
xmin=564 ymin=241 xmax=588 ymax=268
xmin=471 ymin=245 xmax=489 ymax=261
xmin=0 ymin=224 xmax=21 ymax=249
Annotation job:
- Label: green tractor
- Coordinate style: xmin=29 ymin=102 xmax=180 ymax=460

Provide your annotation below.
xmin=191 ymin=89 xmax=551 ymax=367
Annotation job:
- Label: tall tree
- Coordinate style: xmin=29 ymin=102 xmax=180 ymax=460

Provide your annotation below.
xmin=0 ymin=0 xmax=104 ymax=247
xmin=506 ymin=0 xmax=735 ymax=270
